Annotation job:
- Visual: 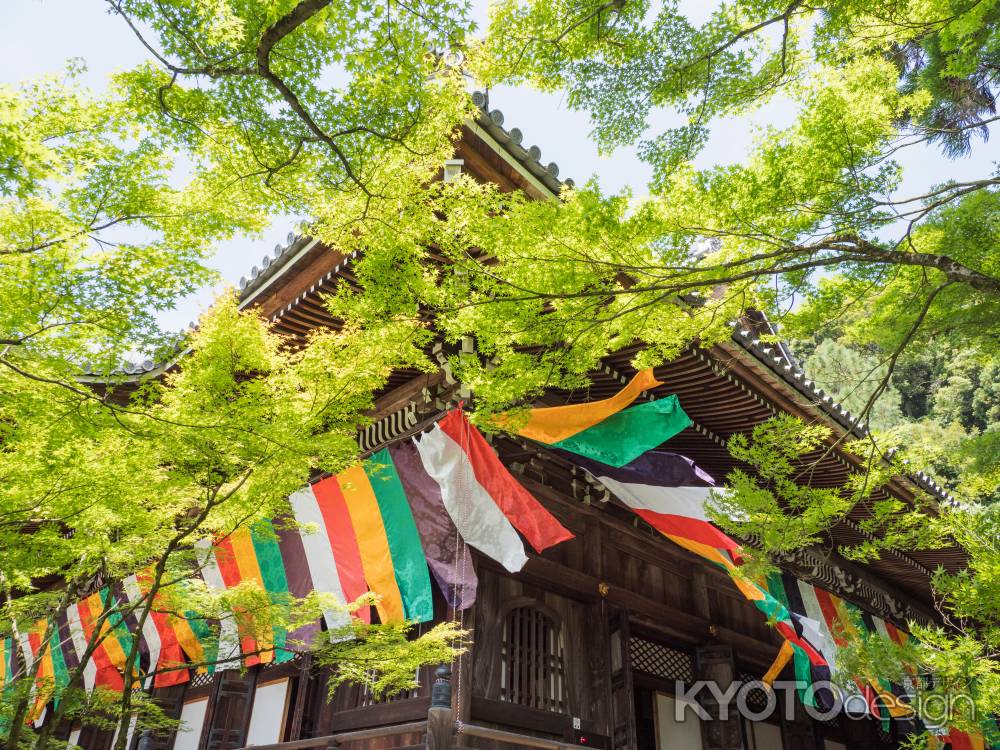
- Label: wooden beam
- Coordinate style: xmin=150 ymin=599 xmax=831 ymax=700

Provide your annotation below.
xmin=234 ymin=720 xmax=428 ymax=750
xmin=454 ymin=134 xmax=520 ymax=193
xmin=253 ymin=244 xmax=345 ymax=319
xmin=475 ymin=553 xmax=778 ymax=666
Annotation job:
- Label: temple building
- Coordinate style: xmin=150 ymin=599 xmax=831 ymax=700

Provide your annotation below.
xmin=45 ymin=96 xmax=973 ymax=750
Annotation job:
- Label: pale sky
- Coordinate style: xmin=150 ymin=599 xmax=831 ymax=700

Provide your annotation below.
xmin=4 ymin=0 xmax=997 ymax=331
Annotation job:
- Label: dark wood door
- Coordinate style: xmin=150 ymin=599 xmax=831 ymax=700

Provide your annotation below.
xmin=148 ymin=684 xmax=187 ymax=750
xmin=203 ymin=670 xmax=257 ymax=750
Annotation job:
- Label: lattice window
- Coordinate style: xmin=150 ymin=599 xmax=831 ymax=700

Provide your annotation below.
xmin=628 ymin=638 xmax=694 ymax=683
xmin=818 ymin=713 xmax=840 ymax=729
xmin=189 ymin=671 xmax=214 ymax=689
xmin=737 ymin=671 xmax=770 ymax=714
xmin=500 ymin=605 xmax=567 ymax=713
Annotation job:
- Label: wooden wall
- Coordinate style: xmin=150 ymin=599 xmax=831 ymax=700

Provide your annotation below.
xmin=470 ymin=567 xmax=611 ymax=738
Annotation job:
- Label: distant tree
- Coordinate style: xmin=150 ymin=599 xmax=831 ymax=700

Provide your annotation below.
xmin=803 ymin=339 xmax=905 ymax=431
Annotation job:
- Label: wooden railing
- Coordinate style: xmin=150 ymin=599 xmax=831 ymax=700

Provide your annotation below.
xmin=456 ymin=724 xmax=583 ymax=750
xmin=239 ymin=720 xmax=428 ymax=750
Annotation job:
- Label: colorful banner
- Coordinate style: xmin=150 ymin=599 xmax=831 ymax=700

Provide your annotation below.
xmin=557 ymin=438 xmax=934 ymax=721
xmin=496 ymin=369 xmax=692 ymax=467
xmin=2 ymin=410 xmax=572 ymax=709
xmin=389 ymin=440 xmax=476 ymax=609
xmin=432 ymin=410 xmax=573 ymax=553
xmin=3 ymin=395 xmax=997 ymax=747
xmin=1 ymin=637 xmax=13 ymax=691
xmin=413 ymin=418 xmax=530 ymax=572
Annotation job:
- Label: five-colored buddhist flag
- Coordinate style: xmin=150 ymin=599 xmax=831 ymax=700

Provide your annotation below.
xmin=0 ymin=390 xmax=978 ymax=747
xmin=65 ymin=603 xmax=98 ymax=693
xmin=308 ymin=477 xmax=370 ymax=624
xmin=213 ymin=527 xmax=272 ymax=666
xmin=497 ymin=369 xmax=691 ymax=467
xmin=173 ymin=606 xmax=217 ymax=675
xmin=54 ymin=611 xmax=81 ymax=695
xmin=566 ymin=446 xmax=830 ymax=677
xmin=293 ymin=454 xmax=440 ymax=627
xmin=390 ymin=440 xmax=477 ymax=609
xmin=20 ymin=624 xmax=52 ymax=723
xmin=1 ymin=636 xmax=13 ymax=691
xmin=289 ymin=486 xmax=357 ymax=631
xmin=131 ymin=570 xmax=189 ymax=687
xmin=121 ymin=575 xmax=160 ymax=687
xmin=194 ymin=538 xmax=244 ymax=671
xmin=74 ymin=593 xmax=127 ymax=691
xmin=363 ymin=449 xmax=435 ymax=623
xmin=766 ymin=572 xmax=835 ymax=710
xmin=413 ymin=409 xmax=577 ymax=572
xmin=274 ymin=517 xmax=322 ymax=650
xmin=557 ymin=450 xmax=736 ymax=552
xmin=499 ymin=368 xmax=663 ymax=444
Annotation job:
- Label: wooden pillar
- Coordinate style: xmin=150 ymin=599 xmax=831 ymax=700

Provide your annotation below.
xmin=691 ymin=570 xmax=712 ymax=622
xmin=448 ymin=594 xmax=474 ymax=730
xmin=695 ymin=645 xmax=744 ymax=750
xmin=287 ymin=654 xmax=313 ymax=741
xmin=427 ymin=665 xmax=454 ymax=750
xmin=600 ymin=598 xmax=615 ymax=739
xmin=609 ymin=612 xmax=637 ymax=750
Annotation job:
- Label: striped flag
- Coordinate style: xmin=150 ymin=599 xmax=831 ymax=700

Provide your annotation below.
xmin=413 ymin=410 xmax=573 ymax=572
xmin=361 ymin=449 xmax=434 ymax=623
xmin=389 ymin=440 xmax=477 ymax=609
xmin=274 ymin=518 xmax=322 ymax=650
xmin=766 ymin=573 xmax=836 ymax=709
xmin=65 ymin=603 xmax=97 ymax=692
xmin=556 ymin=450 xmax=737 ymax=552
xmin=131 ymin=570 xmax=190 ymax=686
xmin=561 ymin=447 xmax=830 ymax=676
xmin=20 ymin=623 xmax=53 ymax=724
xmin=437 ymin=408 xmax=573 ymax=553
xmin=1 ymin=636 xmax=14 ymax=691
xmin=212 ymin=526 xmax=290 ymax=666
xmin=413 ymin=421 xmax=528 ymax=572
xmin=305 ymin=451 xmax=436 ymax=625
xmin=74 ymin=592 xmax=127 ymax=691
xmin=335 ymin=465 xmax=407 ymax=623
xmin=172 ymin=606 xmax=218 ymax=675
xmin=19 ymin=617 xmax=78 ymax=723
xmin=193 ymin=538 xmax=244 ymax=671
xmin=121 ymin=575 xmax=160 ymax=686
xmin=289 ymin=486 xmax=359 ymax=630
xmin=497 ymin=369 xmax=691 ymax=467
xmin=54 ymin=611 xmax=81 ymax=695
xmin=213 ymin=529 xmax=270 ymax=665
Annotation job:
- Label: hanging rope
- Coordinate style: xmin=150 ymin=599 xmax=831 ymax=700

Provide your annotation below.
xmin=451 ymin=403 xmax=471 ymax=735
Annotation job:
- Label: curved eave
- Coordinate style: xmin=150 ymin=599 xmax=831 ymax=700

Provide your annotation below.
xmin=729 ymin=326 xmax=957 ymax=507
